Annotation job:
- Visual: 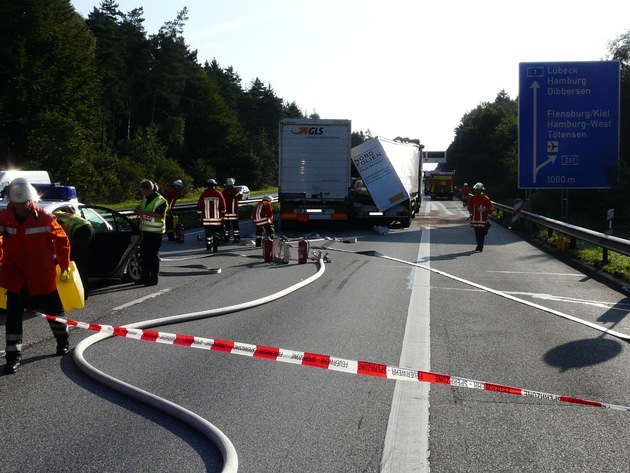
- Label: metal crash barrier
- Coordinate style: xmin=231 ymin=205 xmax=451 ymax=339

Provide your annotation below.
xmin=493 ymin=201 xmax=630 ymax=262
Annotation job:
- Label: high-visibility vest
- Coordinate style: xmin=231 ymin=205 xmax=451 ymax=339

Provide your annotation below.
xmin=54 ymin=212 xmax=92 ymax=239
xmin=140 ymin=193 xmax=168 ymax=233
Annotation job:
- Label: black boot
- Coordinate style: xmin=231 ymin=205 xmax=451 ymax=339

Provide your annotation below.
xmin=56 ymin=338 xmax=70 ymax=356
xmin=4 ymin=355 xmax=21 ymax=374
xmin=144 ymin=276 xmax=158 ymax=287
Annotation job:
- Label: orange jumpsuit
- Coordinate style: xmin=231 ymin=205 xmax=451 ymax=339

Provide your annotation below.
xmin=222 ymin=185 xmax=242 ymax=242
xmin=0 ymin=202 xmax=70 ymax=295
xmin=251 ymin=201 xmax=274 ymax=247
xmin=0 ymin=202 xmax=71 ymax=366
xmin=466 ymin=192 xmax=493 ymax=251
xmin=196 ymin=187 xmax=226 ymax=251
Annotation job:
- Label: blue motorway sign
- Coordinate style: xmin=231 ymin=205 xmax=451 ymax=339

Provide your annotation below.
xmin=518 ymin=61 xmax=619 ymax=189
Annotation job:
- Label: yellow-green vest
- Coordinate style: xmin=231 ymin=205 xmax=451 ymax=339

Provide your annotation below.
xmin=140 ymin=193 xmax=168 ymax=234
xmin=54 ymin=212 xmax=91 ymax=239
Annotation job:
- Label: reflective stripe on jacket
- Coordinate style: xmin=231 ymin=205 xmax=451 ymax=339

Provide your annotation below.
xmin=54 ymin=212 xmax=91 ymax=239
xmin=467 ymin=193 xmax=493 ymax=228
xmin=140 ymin=193 xmax=168 ymax=233
xmin=222 ymin=186 xmax=241 ymax=220
xmin=196 ymin=189 xmax=226 ymax=225
xmin=0 ymin=202 xmax=70 ymax=296
xmin=251 ymin=201 xmax=273 ymax=226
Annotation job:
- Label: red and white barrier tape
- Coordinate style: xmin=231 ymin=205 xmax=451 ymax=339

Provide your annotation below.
xmin=39 ymin=311 xmax=630 ymax=412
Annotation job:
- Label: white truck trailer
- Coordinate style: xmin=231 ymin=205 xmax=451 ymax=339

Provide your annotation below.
xmin=350 ymin=137 xmax=422 ymax=228
xmin=278 ymin=118 xmax=352 ymax=226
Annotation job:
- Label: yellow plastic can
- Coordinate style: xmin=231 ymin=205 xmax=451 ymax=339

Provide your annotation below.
xmin=56 ymin=261 xmax=85 ymax=311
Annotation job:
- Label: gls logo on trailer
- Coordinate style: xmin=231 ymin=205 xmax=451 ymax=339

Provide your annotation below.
xmin=291 ymin=127 xmax=324 ymax=136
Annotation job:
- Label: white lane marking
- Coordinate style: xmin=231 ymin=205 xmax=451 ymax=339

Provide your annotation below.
xmin=381 ymin=254 xmax=629 ymax=339
xmin=488 ymin=270 xmax=583 ymax=277
xmin=508 ymin=292 xmax=630 ymax=310
xmin=436 ymin=286 xmax=630 ymax=311
xmin=382 ymin=228 xmax=431 ymax=472
xmin=113 ymin=288 xmax=173 ymax=311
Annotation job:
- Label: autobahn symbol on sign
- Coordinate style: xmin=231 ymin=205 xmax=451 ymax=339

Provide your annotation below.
xmin=518 ymin=61 xmax=620 ymax=189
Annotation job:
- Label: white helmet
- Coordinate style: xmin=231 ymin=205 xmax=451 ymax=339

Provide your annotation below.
xmin=9 ymin=177 xmax=37 ymax=204
xmin=262 ymin=195 xmax=273 ymax=202
xmin=172 ymin=179 xmax=183 ymax=187
xmin=206 ymin=178 xmax=218 ymax=187
xmin=473 ymin=182 xmax=484 ymax=190
xmin=225 ymin=178 xmax=235 ymax=186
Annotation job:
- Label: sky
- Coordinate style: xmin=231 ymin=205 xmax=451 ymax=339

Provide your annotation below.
xmin=71 ymin=0 xmax=630 ymax=151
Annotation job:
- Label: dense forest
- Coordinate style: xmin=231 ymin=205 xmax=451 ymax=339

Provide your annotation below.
xmin=1 ymin=0 xmax=629 ymax=219
xmin=0 ymin=0 xmax=330 ymax=202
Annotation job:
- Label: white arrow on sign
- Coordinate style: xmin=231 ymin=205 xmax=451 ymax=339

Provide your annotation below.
xmin=535 ymin=155 xmax=558 ymax=177
xmin=530 ymin=81 xmax=557 ymax=184
xmin=531 ymin=81 xmax=539 ymax=183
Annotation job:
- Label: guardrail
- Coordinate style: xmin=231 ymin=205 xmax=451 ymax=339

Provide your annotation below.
xmin=119 ymin=198 xmax=262 ymax=219
xmin=493 ymin=201 xmax=630 ymax=261
xmin=124 ymin=197 xmax=630 ymax=262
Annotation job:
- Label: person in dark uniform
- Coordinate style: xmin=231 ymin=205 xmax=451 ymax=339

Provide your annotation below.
xmin=196 ymin=179 xmax=226 ymax=252
xmin=135 ymin=179 xmax=168 ymax=286
xmin=222 ymin=178 xmax=242 ymax=243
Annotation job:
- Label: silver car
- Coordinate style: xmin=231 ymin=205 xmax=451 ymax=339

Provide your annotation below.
xmin=234 ymin=185 xmax=251 ymax=200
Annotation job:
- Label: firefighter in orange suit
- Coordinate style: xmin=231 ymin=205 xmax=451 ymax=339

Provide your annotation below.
xmin=222 ymin=178 xmax=242 ymax=243
xmin=466 ymin=182 xmax=493 ymax=252
xmin=196 ymin=179 xmax=226 ymax=252
xmin=0 ymin=178 xmax=72 ymax=375
xmin=251 ymin=195 xmax=275 ymax=247
xmin=164 ymin=179 xmax=183 ymax=241
xmin=460 ymin=182 xmax=470 ymax=204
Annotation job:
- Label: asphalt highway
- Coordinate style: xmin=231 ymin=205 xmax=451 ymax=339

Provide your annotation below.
xmin=1 ymin=197 xmax=629 ymax=472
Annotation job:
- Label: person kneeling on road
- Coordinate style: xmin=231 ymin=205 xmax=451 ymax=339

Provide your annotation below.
xmin=251 ymin=195 xmax=275 ymax=247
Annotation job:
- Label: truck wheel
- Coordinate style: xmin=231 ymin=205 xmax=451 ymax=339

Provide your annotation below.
xmin=401 ymin=216 xmax=412 ymax=228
